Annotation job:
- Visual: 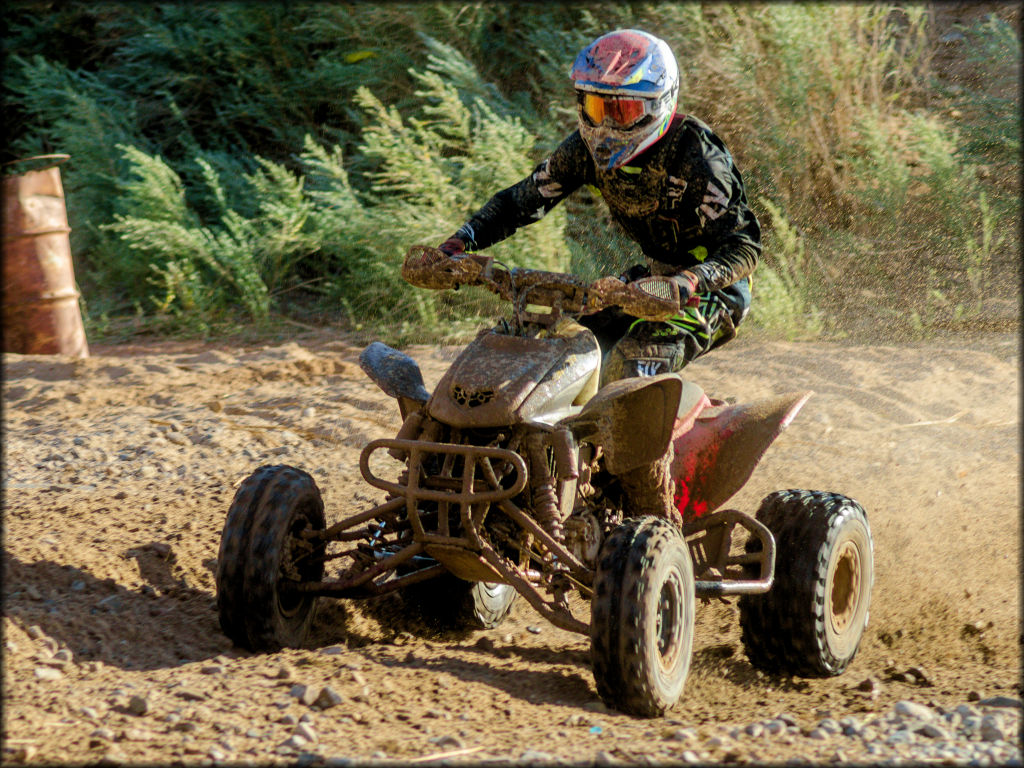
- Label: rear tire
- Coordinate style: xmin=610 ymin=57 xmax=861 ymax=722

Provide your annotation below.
xmin=216 ymin=465 xmax=326 ymax=651
xmin=739 ymin=489 xmax=873 ymax=676
xmin=403 ymin=573 xmax=518 ymax=630
xmin=590 ymin=517 xmax=695 ymax=717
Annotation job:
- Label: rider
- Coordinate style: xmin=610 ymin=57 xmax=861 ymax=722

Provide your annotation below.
xmin=408 ymin=29 xmax=761 ymax=522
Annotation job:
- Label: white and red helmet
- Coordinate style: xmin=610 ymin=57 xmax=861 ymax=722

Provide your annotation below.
xmin=570 ymin=29 xmax=679 ymax=170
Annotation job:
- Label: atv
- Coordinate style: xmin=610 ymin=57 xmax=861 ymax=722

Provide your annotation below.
xmin=215 ymin=246 xmax=874 ymax=717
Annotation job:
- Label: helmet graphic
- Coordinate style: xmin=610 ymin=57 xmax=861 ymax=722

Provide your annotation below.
xmin=570 ymin=29 xmax=679 ymax=170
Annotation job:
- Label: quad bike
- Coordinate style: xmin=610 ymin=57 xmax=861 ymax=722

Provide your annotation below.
xmin=215 ymin=246 xmax=874 ymax=717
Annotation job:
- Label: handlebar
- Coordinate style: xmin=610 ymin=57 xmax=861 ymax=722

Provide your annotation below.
xmin=402 ymin=246 xmax=680 ymax=322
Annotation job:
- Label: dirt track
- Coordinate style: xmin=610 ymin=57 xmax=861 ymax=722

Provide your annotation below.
xmin=2 ymin=330 xmax=1020 ymax=764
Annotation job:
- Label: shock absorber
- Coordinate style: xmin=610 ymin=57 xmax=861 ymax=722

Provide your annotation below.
xmin=525 ymin=433 xmax=563 ymax=543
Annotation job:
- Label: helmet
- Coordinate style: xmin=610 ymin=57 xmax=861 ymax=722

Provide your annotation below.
xmin=570 ymin=29 xmax=679 ymax=170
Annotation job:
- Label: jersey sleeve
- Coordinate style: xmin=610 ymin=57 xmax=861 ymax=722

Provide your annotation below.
xmin=674 ymin=126 xmax=761 ymax=294
xmin=453 ymin=132 xmax=591 ymax=251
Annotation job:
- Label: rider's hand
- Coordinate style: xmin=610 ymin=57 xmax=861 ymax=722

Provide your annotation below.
xmin=438 ymin=237 xmax=467 ymax=256
xmin=672 ymin=271 xmax=699 ymax=307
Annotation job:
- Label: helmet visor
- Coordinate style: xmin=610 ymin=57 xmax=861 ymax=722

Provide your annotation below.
xmin=579 ymin=92 xmax=653 ymax=129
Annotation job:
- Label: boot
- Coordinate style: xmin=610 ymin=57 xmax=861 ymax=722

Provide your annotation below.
xmin=617 ymin=448 xmax=678 ymax=523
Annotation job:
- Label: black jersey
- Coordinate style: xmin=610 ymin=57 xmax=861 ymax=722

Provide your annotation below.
xmin=453 ymin=114 xmax=760 ymax=294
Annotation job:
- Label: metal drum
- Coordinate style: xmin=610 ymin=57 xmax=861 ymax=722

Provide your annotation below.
xmin=2 ymin=154 xmax=89 ymax=357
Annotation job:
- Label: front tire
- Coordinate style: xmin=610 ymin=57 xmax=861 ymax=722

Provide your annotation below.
xmin=216 ymin=465 xmax=326 ymax=651
xmin=590 ymin=517 xmax=695 ymax=717
xmin=739 ymin=489 xmax=874 ymax=676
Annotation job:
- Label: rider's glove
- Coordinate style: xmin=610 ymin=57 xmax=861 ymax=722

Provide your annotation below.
xmin=438 ymin=237 xmax=467 ymax=256
xmin=671 ymin=271 xmax=700 ymax=307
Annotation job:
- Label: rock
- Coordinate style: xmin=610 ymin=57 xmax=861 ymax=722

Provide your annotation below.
xmin=279 ymin=714 xmax=298 ymax=726
xmin=519 ymin=750 xmax=554 ymax=762
xmin=127 ymin=695 xmax=150 ymax=716
xmin=906 ymin=666 xmax=933 ymax=686
xmin=894 ymin=700 xmax=934 ymax=722
xmin=34 ymin=666 xmax=63 ymax=681
xmin=90 ymin=727 xmax=116 ymax=742
xmin=121 ymin=728 xmax=153 ymax=742
xmin=319 ymin=645 xmax=345 ymax=656
xmin=526 ymin=626 xmax=542 ymax=634
xmin=764 ymin=719 xmax=787 ymax=736
xmin=289 ymin=684 xmax=319 ymax=707
xmin=917 ymin=722 xmax=951 ymax=739
xmin=980 ymin=715 xmax=1006 ymax=742
xmin=294 ymin=723 xmax=318 ymax=743
xmin=817 ymin=718 xmax=841 ymax=734
xmin=980 ymin=696 xmax=1023 ymax=710
xmin=80 ymin=706 xmax=100 ymax=720
xmin=967 ymin=690 xmax=982 ymax=701
xmin=955 ymin=703 xmax=982 ymax=719
xmin=430 ymin=735 xmax=465 ymax=749
xmin=314 ymin=686 xmax=343 ymax=710
xmin=856 ymin=677 xmax=879 ymax=693
xmin=680 ymin=751 xmax=700 ymax=764
xmin=839 ymin=716 xmax=861 ymax=737
xmin=275 ymin=664 xmax=295 ymax=680
xmin=743 ymin=723 xmax=764 ymax=738
xmin=808 ymin=728 xmax=830 ymax=740
xmin=201 ymin=665 xmax=225 ymax=675
xmin=279 ymin=735 xmax=308 ymax=750
xmin=175 ymin=688 xmax=207 ymax=702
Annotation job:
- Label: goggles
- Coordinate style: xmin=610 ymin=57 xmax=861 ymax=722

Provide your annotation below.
xmin=578 ymin=91 xmax=655 ymax=129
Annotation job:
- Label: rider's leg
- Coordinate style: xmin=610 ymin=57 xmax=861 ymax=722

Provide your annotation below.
xmin=600 ymin=287 xmax=747 ymax=521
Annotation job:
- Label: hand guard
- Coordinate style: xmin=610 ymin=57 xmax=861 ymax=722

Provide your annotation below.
xmin=402 ymin=246 xmax=485 ymax=290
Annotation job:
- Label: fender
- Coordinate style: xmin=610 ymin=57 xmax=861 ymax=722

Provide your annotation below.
xmin=561 ymin=373 xmax=683 ymax=475
xmin=672 ymin=391 xmax=812 ymax=521
xmin=359 ymin=342 xmax=431 ymax=417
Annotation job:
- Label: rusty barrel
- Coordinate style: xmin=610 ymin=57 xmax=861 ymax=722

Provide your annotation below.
xmin=2 ymin=155 xmax=89 ymax=357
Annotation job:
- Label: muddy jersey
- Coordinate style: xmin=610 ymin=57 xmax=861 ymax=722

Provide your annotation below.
xmin=453 ymin=114 xmax=760 ymax=294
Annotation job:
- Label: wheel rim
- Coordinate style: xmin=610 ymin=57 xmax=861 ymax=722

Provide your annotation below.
xmin=655 ymin=567 xmax=685 ymax=671
xmin=829 ymin=540 xmax=861 ymax=634
xmin=278 ymin=514 xmax=321 ymax=617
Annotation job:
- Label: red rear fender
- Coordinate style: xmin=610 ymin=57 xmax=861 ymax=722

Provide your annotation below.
xmin=672 ymin=391 xmax=812 ymax=521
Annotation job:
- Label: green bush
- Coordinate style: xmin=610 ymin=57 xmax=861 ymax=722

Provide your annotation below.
xmin=3 ymin=2 xmax=1018 ymax=341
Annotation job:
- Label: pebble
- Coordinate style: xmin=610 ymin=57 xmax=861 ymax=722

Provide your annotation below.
xmin=980 ymin=696 xmax=1023 ymax=709
xmin=894 ymin=700 xmax=934 ymax=722
xmin=430 ymin=734 xmax=465 ymax=749
xmin=127 ymin=695 xmax=150 ymax=716
xmin=520 ymin=750 xmax=554 ymax=762
xmin=314 ymin=686 xmax=343 ymax=710
xmin=34 ymin=666 xmax=62 ymax=681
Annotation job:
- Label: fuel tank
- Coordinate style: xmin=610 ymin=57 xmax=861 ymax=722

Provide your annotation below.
xmin=428 ymin=318 xmax=601 ymax=428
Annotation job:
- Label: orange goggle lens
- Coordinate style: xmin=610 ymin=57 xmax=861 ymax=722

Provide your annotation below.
xmin=580 ymin=92 xmax=650 ymax=128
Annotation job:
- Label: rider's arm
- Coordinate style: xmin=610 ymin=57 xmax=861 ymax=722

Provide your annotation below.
xmin=445 ymin=132 xmax=591 ymax=251
xmin=663 ymin=122 xmax=761 ymax=295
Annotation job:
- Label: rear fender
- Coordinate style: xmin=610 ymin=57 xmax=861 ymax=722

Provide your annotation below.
xmin=561 ymin=373 xmax=683 ymax=475
xmin=672 ymin=391 xmax=812 ymax=520
xmin=359 ymin=342 xmax=430 ymax=418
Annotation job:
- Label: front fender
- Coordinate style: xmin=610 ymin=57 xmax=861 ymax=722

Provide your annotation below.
xmin=672 ymin=391 xmax=812 ymax=520
xmin=560 ymin=373 xmax=683 ymax=475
